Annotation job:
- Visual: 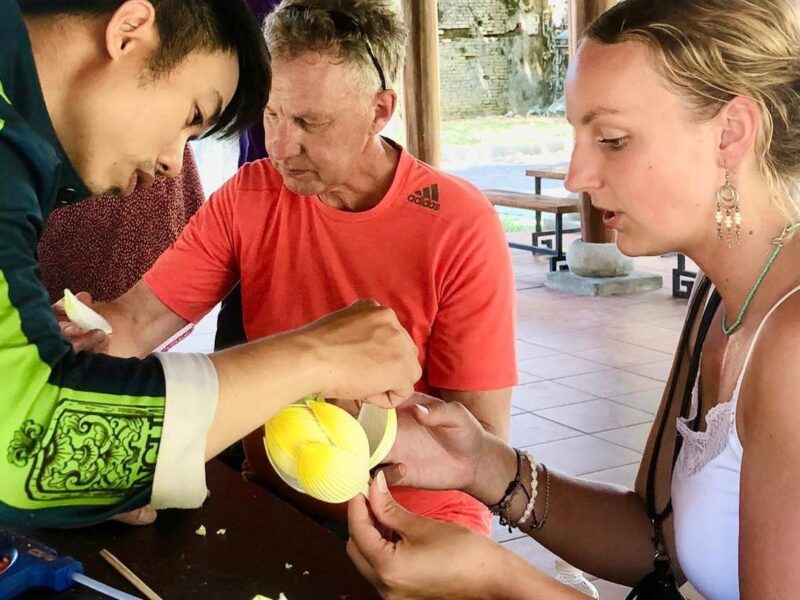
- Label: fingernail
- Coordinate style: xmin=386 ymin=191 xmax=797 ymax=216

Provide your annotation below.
xmin=416 ymin=404 xmax=430 ymax=415
xmin=376 ymin=470 xmax=388 ymax=493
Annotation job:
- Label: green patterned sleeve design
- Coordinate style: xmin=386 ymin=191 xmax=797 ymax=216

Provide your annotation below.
xmin=0 ymin=144 xmax=169 ymax=528
xmin=7 ymin=403 xmax=161 ymax=501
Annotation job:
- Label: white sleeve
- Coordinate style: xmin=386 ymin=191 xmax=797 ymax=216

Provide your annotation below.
xmin=149 ymin=352 xmax=218 ymax=509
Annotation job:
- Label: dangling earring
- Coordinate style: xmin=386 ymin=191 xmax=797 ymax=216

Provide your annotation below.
xmin=716 ymin=170 xmax=741 ymax=247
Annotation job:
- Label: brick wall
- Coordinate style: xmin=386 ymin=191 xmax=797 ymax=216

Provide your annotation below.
xmin=437 ymin=0 xmax=567 ymax=119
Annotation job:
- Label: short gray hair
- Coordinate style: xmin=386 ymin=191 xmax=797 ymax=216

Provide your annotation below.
xmin=264 ymin=0 xmax=407 ymax=92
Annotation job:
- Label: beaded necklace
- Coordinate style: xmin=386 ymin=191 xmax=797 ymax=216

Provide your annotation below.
xmin=722 ymin=223 xmax=800 ymax=335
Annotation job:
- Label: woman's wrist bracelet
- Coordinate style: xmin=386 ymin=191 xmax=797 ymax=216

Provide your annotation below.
xmin=488 ymin=448 xmax=551 ymax=533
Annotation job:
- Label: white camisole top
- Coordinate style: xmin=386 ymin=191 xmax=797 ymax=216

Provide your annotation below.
xmin=672 ymin=284 xmax=800 ymax=600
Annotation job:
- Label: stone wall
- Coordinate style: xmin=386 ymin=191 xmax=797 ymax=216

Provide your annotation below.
xmin=437 ymin=0 xmax=568 ymax=119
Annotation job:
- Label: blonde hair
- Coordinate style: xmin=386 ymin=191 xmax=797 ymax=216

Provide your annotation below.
xmin=264 ymin=0 xmax=406 ymax=94
xmin=587 ymin=0 xmax=800 ymax=221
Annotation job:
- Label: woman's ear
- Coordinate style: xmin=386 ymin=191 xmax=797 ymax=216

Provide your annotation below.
xmin=717 ymin=95 xmax=760 ymax=170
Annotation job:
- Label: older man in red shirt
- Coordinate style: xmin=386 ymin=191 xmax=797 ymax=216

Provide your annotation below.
xmin=72 ymin=0 xmax=517 ymax=534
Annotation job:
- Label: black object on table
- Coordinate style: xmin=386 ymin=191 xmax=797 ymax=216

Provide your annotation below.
xmin=16 ymin=460 xmax=379 ymax=600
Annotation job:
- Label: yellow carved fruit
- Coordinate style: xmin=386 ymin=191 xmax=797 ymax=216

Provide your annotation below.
xmin=264 ymin=396 xmax=396 ymax=503
xmin=307 ymin=400 xmax=370 ymax=459
xmin=297 ymin=442 xmax=369 ymax=503
xmin=264 ymin=403 xmax=328 ymax=479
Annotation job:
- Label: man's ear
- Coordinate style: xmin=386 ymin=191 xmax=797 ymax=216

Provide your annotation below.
xmin=717 ymin=95 xmax=760 ymax=170
xmin=104 ymin=0 xmax=158 ymax=61
xmin=369 ymin=90 xmax=398 ymax=136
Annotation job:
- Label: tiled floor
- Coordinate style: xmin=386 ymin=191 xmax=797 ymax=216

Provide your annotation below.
xmin=170 ymin=234 xmax=705 ymax=599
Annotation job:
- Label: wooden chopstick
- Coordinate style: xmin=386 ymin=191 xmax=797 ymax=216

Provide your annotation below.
xmin=100 ymin=549 xmax=164 ymax=600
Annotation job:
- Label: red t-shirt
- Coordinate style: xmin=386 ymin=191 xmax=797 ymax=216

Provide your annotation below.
xmin=145 ymin=147 xmax=517 ymax=533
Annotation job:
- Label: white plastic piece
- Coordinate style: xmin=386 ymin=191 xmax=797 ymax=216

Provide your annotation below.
xmin=265 ymin=399 xmax=397 ymax=502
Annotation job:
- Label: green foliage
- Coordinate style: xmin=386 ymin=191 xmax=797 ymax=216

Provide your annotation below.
xmin=441 ymin=115 xmax=571 ymax=146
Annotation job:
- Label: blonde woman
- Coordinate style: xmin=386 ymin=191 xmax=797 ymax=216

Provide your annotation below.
xmin=346 ymin=0 xmax=800 ymax=598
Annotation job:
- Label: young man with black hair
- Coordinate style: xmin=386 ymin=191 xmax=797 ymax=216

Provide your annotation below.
xmin=0 ymin=0 xmax=420 ymax=528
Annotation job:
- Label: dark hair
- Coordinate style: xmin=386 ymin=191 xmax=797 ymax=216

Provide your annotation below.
xmin=20 ymin=0 xmax=270 ymax=138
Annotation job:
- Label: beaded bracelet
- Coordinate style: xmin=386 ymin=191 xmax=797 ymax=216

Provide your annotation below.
xmin=487 ymin=448 xmax=552 ymax=532
xmin=487 ymin=448 xmax=525 ymax=531
xmin=527 ymin=463 xmax=551 ymax=531
xmin=516 ymin=451 xmax=538 ymax=526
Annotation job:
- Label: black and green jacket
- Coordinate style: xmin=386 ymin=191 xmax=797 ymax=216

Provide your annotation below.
xmin=0 ymin=0 xmax=217 ymax=528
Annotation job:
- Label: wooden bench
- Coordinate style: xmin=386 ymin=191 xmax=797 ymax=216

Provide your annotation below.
xmin=483 ymin=189 xmax=580 ymax=271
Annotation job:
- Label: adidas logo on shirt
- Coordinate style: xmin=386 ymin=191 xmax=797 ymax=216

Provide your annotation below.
xmin=407 ymin=183 xmax=440 ymax=211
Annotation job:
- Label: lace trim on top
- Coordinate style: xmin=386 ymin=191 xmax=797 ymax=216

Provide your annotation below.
xmin=675 ymin=385 xmax=737 ymax=478
xmin=675 ymin=283 xmax=800 ymax=479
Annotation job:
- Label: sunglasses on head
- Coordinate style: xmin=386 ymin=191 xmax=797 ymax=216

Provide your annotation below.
xmin=285 ymin=5 xmax=387 ymax=90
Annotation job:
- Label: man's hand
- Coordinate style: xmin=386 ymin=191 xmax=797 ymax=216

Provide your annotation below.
xmin=53 ymin=291 xmax=109 ymax=353
xmin=347 ymin=472 xmax=510 ymax=600
xmin=110 ymin=506 xmax=157 ymax=526
xmin=205 ymin=300 xmax=420 ymax=460
xmin=301 ymin=300 xmax=422 ymax=407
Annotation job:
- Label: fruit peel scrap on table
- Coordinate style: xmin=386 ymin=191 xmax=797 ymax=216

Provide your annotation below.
xmin=63 ymin=288 xmax=113 ymax=334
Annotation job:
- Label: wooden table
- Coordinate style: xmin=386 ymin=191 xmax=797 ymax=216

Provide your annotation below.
xmin=525 ymin=165 xmax=569 ymax=240
xmin=524 ymin=167 xmax=568 ymax=189
xmin=524 ymin=167 xmax=568 ymax=232
xmin=483 ymin=189 xmax=579 ymax=271
xmin=15 ymin=461 xmax=379 ymax=600
xmin=672 ymin=253 xmax=697 ymax=299
xmin=525 ymin=165 xmax=608 ymax=240
xmin=525 ymin=166 xmax=609 ymax=243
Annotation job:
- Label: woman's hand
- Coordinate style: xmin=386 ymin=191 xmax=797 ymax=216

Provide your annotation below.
xmin=382 ymin=396 xmax=517 ymax=505
xmin=349 ymin=473 xmax=597 ymax=600
xmin=347 ymin=472 xmax=513 ymax=600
